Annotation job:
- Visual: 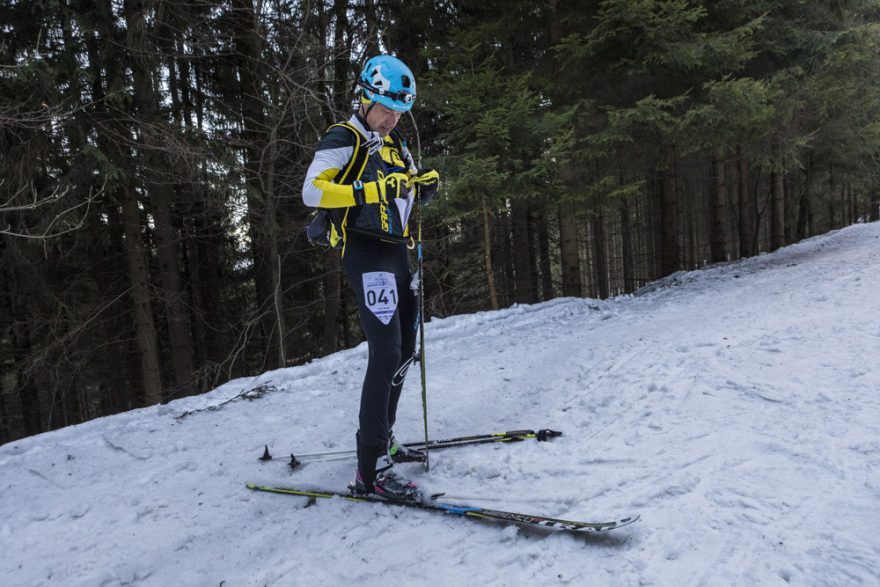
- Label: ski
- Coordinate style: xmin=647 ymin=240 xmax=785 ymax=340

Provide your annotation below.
xmin=260 ymin=428 xmax=562 ymax=469
xmin=245 ymin=482 xmax=639 ymax=534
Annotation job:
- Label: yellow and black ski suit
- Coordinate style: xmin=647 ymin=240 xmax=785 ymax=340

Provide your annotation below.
xmin=302 ymin=113 xmax=419 ymax=488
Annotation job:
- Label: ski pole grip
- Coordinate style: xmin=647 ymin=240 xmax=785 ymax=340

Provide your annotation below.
xmin=536 ymin=429 xmax=563 ymax=441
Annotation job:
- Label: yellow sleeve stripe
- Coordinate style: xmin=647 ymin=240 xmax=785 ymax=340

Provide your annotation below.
xmin=311 ymin=168 xmax=359 ymax=208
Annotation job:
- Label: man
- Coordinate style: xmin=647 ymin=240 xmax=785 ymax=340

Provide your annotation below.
xmin=302 ymin=55 xmax=440 ymax=501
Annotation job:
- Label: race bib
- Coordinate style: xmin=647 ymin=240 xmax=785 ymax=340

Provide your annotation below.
xmin=362 ymin=272 xmax=398 ymax=325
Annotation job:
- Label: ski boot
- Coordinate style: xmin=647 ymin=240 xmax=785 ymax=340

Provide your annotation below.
xmin=388 ymin=431 xmax=427 ymax=464
xmin=352 ymin=455 xmax=421 ymax=502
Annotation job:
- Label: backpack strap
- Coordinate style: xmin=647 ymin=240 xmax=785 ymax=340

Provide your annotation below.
xmin=388 ymin=129 xmax=416 ymax=172
xmin=328 ymin=122 xmax=370 ymax=185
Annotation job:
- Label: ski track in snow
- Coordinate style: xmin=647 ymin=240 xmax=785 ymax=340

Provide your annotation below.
xmin=1 ymin=223 xmax=879 ymax=586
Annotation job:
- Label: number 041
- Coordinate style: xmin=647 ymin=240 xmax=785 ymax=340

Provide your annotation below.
xmin=367 ymin=288 xmax=396 ymax=306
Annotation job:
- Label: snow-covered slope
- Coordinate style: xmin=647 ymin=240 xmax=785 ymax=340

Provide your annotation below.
xmin=2 ymin=223 xmax=879 ymax=587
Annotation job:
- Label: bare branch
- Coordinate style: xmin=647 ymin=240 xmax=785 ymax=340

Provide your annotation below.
xmin=0 ymin=179 xmax=106 ymax=240
xmin=0 ymin=180 xmax=69 ymax=212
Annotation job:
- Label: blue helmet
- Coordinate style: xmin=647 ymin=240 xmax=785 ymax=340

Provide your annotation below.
xmin=358 ymin=55 xmax=417 ymax=112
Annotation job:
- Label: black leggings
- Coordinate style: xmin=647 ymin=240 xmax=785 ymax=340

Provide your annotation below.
xmin=343 ymin=234 xmax=417 ymax=483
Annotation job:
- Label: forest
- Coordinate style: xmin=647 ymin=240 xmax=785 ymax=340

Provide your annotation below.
xmin=2 ymin=0 xmax=879 ymax=444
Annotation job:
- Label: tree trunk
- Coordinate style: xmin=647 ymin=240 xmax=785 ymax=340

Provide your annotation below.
xmin=0 ymin=370 xmax=9 ymax=444
xmin=363 ymin=0 xmax=381 ymax=56
xmin=120 ymin=183 xmax=164 ymax=404
xmin=56 ymin=0 xmax=88 ymax=424
xmin=93 ymin=1 xmax=163 ymax=405
xmin=659 ymin=151 xmax=680 ymax=276
xmin=796 ymin=155 xmax=813 ymax=240
xmin=332 ymin=0 xmax=351 ymax=116
xmin=140 ymin=205 xmax=189 ymax=385
xmin=85 ymin=17 xmax=134 ymax=411
xmin=591 ymin=214 xmax=609 ymax=299
xmin=88 ymin=204 xmax=131 ymax=415
xmin=11 ymin=320 xmax=41 ymax=436
xmin=510 ymin=197 xmax=534 ymax=304
xmin=124 ymin=0 xmax=196 ymax=394
xmin=548 ymin=0 xmax=580 ymax=298
xmin=183 ymin=216 xmax=207 ymax=370
xmin=537 ymin=204 xmax=554 ymax=301
xmin=317 ymin=0 xmax=353 ymax=354
xmin=710 ymin=154 xmax=728 ymax=263
xmin=527 ymin=209 xmax=541 ymax=301
xmin=482 ymin=197 xmax=500 ymax=310
xmin=322 ymin=258 xmax=341 ymax=354
xmin=192 ymin=199 xmax=226 ymax=366
xmin=496 ymin=208 xmax=514 ymax=307
xmin=265 ymin=123 xmax=286 ymax=366
xmin=683 ymin=180 xmax=696 ymax=268
xmin=848 ymin=183 xmax=857 ymax=224
xmin=639 ymin=190 xmax=652 ymax=287
xmin=770 ymin=147 xmax=785 ymax=251
xmin=341 ymin=285 xmax=355 ymax=349
xmin=619 ymin=200 xmax=634 ymax=293
xmin=558 ymin=207 xmax=581 ymax=297
xmin=736 ymin=145 xmax=752 ymax=258
xmin=231 ymin=0 xmax=285 ymax=370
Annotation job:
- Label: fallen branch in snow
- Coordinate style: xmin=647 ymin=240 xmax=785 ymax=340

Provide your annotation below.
xmin=174 ymin=384 xmax=277 ymax=421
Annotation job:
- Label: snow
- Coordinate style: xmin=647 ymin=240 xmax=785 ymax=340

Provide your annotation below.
xmin=2 ymin=222 xmax=880 ymax=586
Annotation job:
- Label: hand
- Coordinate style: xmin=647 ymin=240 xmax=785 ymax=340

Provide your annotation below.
xmin=411 ymin=168 xmax=440 ymax=205
xmin=383 ymin=172 xmax=413 ymax=200
xmin=358 ymin=172 xmax=412 ymax=205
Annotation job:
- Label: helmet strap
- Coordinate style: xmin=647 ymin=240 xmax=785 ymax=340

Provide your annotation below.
xmin=358 ymin=101 xmax=378 ymax=124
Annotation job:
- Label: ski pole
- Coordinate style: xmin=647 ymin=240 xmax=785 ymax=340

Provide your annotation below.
xmin=415 ymin=196 xmax=429 ymax=471
xmin=259 ymin=429 xmax=562 ymax=470
xmin=403 ymin=110 xmax=430 ymax=472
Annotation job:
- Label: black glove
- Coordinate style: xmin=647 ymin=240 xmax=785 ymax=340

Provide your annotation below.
xmin=411 ymin=168 xmax=440 ymax=206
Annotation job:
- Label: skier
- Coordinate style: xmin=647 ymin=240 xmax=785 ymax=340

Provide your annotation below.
xmin=302 ymin=55 xmax=440 ymax=500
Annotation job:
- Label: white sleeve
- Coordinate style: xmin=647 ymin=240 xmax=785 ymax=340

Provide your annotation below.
xmin=301 ymin=145 xmax=354 ymax=208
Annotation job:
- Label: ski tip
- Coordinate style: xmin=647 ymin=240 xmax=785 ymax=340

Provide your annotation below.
xmin=259 ymin=445 xmax=273 ymax=461
xmin=568 ymin=513 xmax=640 ymax=533
xmin=611 ymin=513 xmax=640 ymax=529
xmin=288 ymin=454 xmax=302 ymax=469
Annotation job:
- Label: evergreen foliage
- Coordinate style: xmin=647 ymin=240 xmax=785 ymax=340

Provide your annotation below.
xmin=1 ymin=0 xmax=878 ymax=442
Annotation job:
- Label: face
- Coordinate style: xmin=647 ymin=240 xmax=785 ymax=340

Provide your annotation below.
xmin=363 ymin=102 xmax=403 ymax=137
